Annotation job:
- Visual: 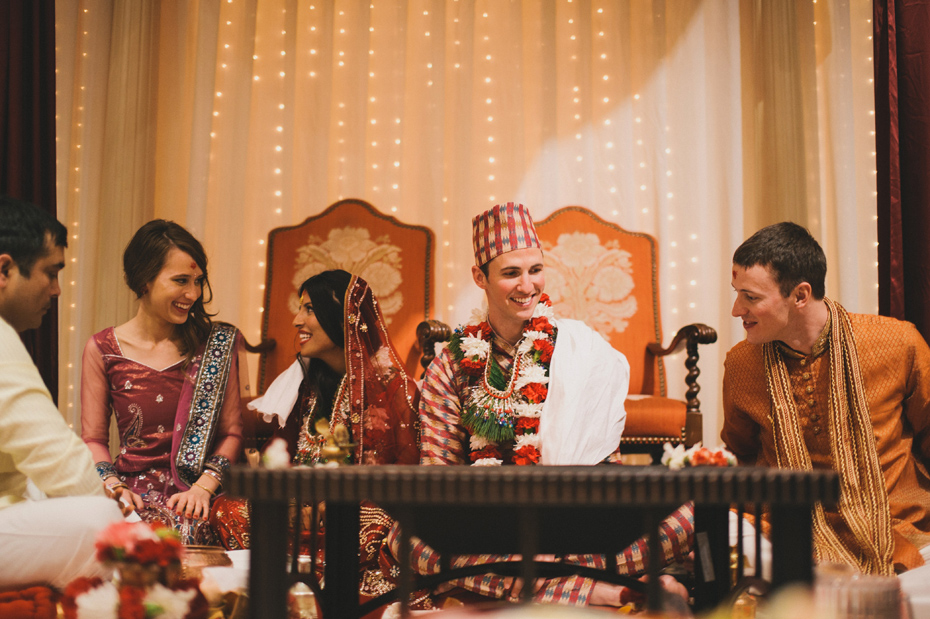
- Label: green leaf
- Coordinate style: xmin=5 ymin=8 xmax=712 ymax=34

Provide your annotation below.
xmin=486 ymin=355 xmax=506 ymax=390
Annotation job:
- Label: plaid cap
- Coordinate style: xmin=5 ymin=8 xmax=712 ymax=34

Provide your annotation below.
xmin=472 ymin=202 xmax=541 ymax=266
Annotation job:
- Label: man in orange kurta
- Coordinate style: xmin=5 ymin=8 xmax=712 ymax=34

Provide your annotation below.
xmin=721 ymin=222 xmax=930 ymax=587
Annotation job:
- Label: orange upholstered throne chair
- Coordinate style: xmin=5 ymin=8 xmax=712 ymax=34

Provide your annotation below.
xmin=244 ymin=198 xmax=436 ymax=448
xmin=537 ymin=207 xmax=716 ymax=456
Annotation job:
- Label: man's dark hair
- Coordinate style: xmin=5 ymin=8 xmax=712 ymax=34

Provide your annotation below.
xmin=733 ymin=221 xmax=827 ymax=299
xmin=0 ymin=195 xmax=68 ymax=277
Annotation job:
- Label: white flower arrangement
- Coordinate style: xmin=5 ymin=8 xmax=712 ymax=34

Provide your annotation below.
xmin=472 ymin=457 xmax=503 ymax=467
xmin=661 ymin=441 xmax=737 ymax=470
xmin=532 ymin=300 xmax=555 ymax=320
xmin=515 ymin=364 xmax=550 ymax=390
xmin=74 ymin=581 xmax=118 ymax=619
xmin=469 ymin=435 xmax=495 ymax=451
xmin=517 ymin=331 xmax=548 ymax=355
xmin=515 ymin=433 xmax=541 ymax=450
xmin=460 ymin=334 xmax=491 ymax=359
xmin=523 ymin=330 xmax=549 ymax=341
xmin=469 ymin=304 xmax=488 ymax=325
xmin=145 ymin=584 xmax=198 ymax=619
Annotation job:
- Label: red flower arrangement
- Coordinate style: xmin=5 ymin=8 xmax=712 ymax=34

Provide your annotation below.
xmin=689 ymin=447 xmax=732 ymax=467
xmin=61 ymin=521 xmax=208 ymax=619
xmin=469 ymin=445 xmax=502 ymax=462
xmin=520 ymin=383 xmax=548 ymax=404
xmin=532 ymin=339 xmax=554 ymax=363
xmin=513 ymin=445 xmax=541 ymax=466
xmin=515 ymin=417 xmax=540 ymax=433
xmin=661 ymin=441 xmax=736 ymax=469
xmin=462 ymin=322 xmax=493 ymax=339
xmin=459 ymin=357 xmax=485 ymax=376
xmin=95 ymin=521 xmax=183 ymax=566
xmin=528 ymin=316 xmax=554 ymax=335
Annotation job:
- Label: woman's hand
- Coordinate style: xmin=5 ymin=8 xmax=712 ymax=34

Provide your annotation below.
xmin=104 ymin=477 xmax=145 ymax=512
xmin=104 ymin=484 xmax=137 ymax=516
xmin=167 ymin=484 xmax=214 ymax=521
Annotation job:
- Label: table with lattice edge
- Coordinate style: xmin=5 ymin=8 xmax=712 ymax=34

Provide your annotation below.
xmin=227 ymin=465 xmax=840 ymax=618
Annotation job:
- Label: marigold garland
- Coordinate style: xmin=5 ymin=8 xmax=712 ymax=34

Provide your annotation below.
xmin=450 ymin=294 xmax=556 ymax=466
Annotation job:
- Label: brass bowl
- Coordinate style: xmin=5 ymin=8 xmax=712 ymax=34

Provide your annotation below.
xmin=182 ymin=545 xmax=233 ymax=580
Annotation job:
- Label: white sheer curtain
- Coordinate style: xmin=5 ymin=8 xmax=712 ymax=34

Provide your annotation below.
xmin=55 ymin=0 xmax=876 ymax=445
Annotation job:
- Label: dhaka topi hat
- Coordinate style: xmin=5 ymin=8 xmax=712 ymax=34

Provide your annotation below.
xmin=471 ymin=202 xmax=541 ymax=266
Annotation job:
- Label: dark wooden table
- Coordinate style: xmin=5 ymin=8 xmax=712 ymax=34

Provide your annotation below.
xmin=226 ymin=465 xmax=839 ymax=619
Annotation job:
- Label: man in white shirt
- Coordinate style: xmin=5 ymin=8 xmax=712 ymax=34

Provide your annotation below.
xmin=0 ymin=196 xmax=123 ymax=589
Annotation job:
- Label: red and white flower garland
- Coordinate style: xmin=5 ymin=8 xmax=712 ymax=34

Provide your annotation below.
xmin=451 ymin=295 xmax=556 ymax=466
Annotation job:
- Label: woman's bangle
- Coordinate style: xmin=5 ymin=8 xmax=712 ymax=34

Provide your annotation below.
xmin=205 ymin=455 xmax=230 ymax=478
xmin=201 ymin=468 xmax=223 ymax=487
xmin=193 ymin=482 xmax=215 ymax=497
xmin=95 ymin=461 xmax=118 ymax=481
xmin=107 ymin=481 xmax=129 ymax=491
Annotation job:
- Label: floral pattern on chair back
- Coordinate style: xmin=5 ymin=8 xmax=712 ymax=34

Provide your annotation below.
xmin=289 ymin=227 xmax=405 ymax=323
xmin=544 ymin=232 xmax=639 ymax=337
xmin=537 ymin=207 xmax=665 ymax=398
xmin=258 ymin=199 xmax=434 ymax=394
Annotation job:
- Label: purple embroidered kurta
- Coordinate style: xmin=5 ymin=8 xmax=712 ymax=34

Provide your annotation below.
xmin=82 ymin=327 xmax=243 ymax=544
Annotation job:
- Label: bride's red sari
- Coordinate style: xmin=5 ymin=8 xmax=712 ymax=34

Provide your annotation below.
xmin=210 ymin=275 xmax=419 ymax=601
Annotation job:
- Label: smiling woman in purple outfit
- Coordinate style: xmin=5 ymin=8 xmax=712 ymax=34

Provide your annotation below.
xmin=81 ymin=220 xmax=247 ymax=545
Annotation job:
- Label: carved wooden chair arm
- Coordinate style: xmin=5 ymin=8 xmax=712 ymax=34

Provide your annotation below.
xmin=646 ymin=323 xmax=718 ymax=447
xmin=416 ymin=319 xmax=453 ymax=376
xmin=243 ymin=338 xmax=277 ymax=354
xmin=646 ymin=323 xmax=718 ymax=357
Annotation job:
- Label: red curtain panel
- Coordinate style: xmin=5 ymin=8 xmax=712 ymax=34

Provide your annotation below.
xmin=874 ymin=0 xmax=930 ymax=344
xmin=0 ymin=0 xmax=60 ymax=401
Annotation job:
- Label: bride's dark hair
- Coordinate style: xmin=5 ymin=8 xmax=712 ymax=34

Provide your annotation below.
xmin=298 ymin=269 xmax=353 ymax=417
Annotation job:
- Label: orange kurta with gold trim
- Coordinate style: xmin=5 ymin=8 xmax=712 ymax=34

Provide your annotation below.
xmin=722 ymin=313 xmax=930 ymax=572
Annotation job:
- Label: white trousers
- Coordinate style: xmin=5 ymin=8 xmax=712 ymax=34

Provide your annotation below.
xmin=0 ymin=496 xmax=123 ymax=589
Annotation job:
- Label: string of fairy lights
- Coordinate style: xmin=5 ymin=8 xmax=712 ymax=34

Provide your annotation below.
xmin=57 ymin=6 xmax=94 ymax=427
xmin=54 ymin=1 xmax=878 ymax=424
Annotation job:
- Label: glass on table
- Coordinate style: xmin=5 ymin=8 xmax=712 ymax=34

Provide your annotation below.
xmin=815 ymin=562 xmax=903 ymax=619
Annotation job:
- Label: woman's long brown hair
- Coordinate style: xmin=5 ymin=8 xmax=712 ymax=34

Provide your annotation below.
xmin=123 ymin=219 xmax=214 ymax=362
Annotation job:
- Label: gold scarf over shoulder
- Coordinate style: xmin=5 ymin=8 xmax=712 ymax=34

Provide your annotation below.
xmin=763 ymin=298 xmax=894 ymax=575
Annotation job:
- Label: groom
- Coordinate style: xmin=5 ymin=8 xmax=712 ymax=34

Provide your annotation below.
xmin=407 ymin=202 xmax=692 ymax=607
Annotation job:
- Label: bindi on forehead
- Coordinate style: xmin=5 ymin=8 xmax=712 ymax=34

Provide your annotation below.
xmin=190 ymin=261 xmax=197 ymax=269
